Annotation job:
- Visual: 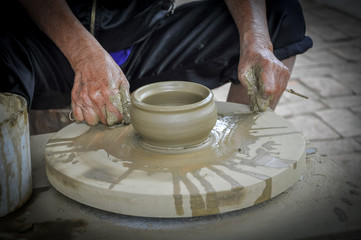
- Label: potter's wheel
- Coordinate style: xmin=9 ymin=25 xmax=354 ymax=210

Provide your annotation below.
xmin=45 ymin=102 xmax=306 ymax=218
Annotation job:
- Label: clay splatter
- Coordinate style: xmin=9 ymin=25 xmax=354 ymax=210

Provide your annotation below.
xmin=46 ymin=110 xmax=302 ymax=217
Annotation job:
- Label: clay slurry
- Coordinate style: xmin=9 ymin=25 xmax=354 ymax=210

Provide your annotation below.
xmin=45 ymin=102 xmax=306 ymax=217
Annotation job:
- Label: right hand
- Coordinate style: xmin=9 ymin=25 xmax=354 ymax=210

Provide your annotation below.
xmin=237 ymin=43 xmax=290 ymax=111
xmin=70 ymin=49 xmax=130 ymax=126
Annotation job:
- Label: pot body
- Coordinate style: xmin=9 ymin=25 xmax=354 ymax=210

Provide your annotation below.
xmin=0 ymin=93 xmax=32 ymax=217
xmin=130 ymin=81 xmax=217 ymax=148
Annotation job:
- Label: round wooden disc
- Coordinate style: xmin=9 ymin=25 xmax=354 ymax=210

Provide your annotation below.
xmin=45 ymin=102 xmax=306 ymax=218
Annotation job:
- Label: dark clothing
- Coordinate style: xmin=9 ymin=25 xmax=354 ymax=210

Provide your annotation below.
xmin=0 ymin=0 xmax=312 ymax=109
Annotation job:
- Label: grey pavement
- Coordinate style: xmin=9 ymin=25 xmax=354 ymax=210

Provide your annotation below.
xmin=213 ymin=0 xmax=361 ymax=182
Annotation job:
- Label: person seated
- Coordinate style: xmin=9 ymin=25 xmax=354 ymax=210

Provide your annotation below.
xmin=0 ymin=0 xmax=312 ymax=126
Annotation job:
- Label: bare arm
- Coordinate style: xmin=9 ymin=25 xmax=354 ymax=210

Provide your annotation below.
xmin=224 ymin=0 xmax=290 ymax=111
xmin=19 ymin=0 xmax=130 ymax=125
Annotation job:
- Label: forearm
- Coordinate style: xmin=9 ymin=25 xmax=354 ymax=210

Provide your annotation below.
xmin=224 ymin=0 xmax=272 ymax=52
xmin=225 ymin=0 xmax=290 ymax=112
xmin=19 ymin=0 xmax=102 ymax=68
xmin=20 ymin=0 xmax=130 ymax=125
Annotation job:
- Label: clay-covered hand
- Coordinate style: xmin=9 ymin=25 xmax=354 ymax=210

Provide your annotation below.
xmin=18 ymin=0 xmax=131 ymax=125
xmin=224 ymin=0 xmax=291 ymax=111
xmin=238 ymin=44 xmax=290 ymax=111
xmin=71 ymin=49 xmax=130 ymax=126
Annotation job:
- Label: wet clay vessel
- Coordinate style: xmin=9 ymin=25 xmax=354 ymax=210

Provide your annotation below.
xmin=0 ymin=93 xmax=32 ymax=217
xmin=45 ymin=100 xmax=306 ymax=218
xmin=130 ymin=81 xmax=218 ymax=148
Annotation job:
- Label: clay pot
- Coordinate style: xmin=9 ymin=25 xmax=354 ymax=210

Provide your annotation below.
xmin=0 ymin=93 xmax=32 ymax=217
xmin=130 ymin=81 xmax=217 ymax=148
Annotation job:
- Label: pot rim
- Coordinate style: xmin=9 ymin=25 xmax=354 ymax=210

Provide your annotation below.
xmin=0 ymin=93 xmax=27 ymax=124
xmin=131 ymin=81 xmax=214 ymax=113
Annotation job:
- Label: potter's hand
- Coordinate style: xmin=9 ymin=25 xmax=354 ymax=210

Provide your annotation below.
xmin=238 ymin=44 xmax=290 ymax=111
xmin=71 ymin=49 xmax=131 ymax=126
xmin=224 ymin=0 xmax=290 ymax=111
xmin=18 ymin=0 xmax=131 ymax=125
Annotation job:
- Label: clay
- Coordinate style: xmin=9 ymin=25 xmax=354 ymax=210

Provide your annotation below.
xmin=107 ymin=86 xmax=131 ymax=125
xmin=243 ymin=65 xmax=271 ymax=112
xmin=107 ymin=95 xmax=121 ymax=125
xmin=130 ymin=81 xmax=218 ymax=148
xmin=0 ymin=93 xmax=32 ymax=217
xmin=108 ymin=94 xmax=123 ymax=126
xmin=0 ymin=103 xmax=10 ymax=122
xmin=45 ymin=101 xmax=306 ymax=218
xmin=119 ymin=87 xmax=131 ymax=125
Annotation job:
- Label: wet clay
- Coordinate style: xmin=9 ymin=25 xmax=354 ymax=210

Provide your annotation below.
xmin=107 ymin=86 xmax=131 ymax=125
xmin=0 ymin=93 xmax=32 ymax=217
xmin=243 ymin=65 xmax=271 ymax=112
xmin=45 ymin=102 xmax=306 ymax=218
xmin=130 ymin=81 xmax=217 ymax=148
xmin=119 ymin=87 xmax=131 ymax=125
xmin=108 ymin=94 xmax=123 ymax=125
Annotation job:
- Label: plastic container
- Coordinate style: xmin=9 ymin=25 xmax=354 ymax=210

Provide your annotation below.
xmin=0 ymin=93 xmax=32 ymax=217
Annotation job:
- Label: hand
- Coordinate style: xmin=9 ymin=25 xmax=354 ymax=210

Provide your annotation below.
xmin=71 ymin=49 xmax=130 ymax=126
xmin=238 ymin=44 xmax=290 ymax=111
xmin=19 ymin=0 xmax=131 ymax=123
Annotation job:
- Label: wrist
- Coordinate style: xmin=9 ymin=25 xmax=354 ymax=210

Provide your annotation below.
xmin=240 ymin=29 xmax=273 ymax=54
xmin=66 ymin=34 xmax=104 ymax=69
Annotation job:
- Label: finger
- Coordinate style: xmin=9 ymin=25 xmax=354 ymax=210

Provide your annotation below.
xmin=240 ymin=65 xmax=263 ymax=96
xmin=77 ymin=85 xmax=101 ymax=126
xmin=257 ymin=58 xmax=278 ymax=99
xmin=105 ymin=108 xmax=120 ymax=126
xmin=98 ymin=106 xmax=107 ymax=125
xmin=118 ymin=68 xmax=130 ymax=90
xmin=72 ymin=103 xmax=84 ymax=123
xmin=119 ymin=87 xmax=131 ymax=124
xmin=82 ymin=107 xmax=100 ymax=126
xmin=89 ymin=91 xmax=107 ymax=125
xmin=261 ymin=63 xmax=290 ymax=99
xmin=260 ymin=69 xmax=276 ymax=99
xmin=71 ymin=73 xmax=85 ymax=122
xmin=106 ymin=94 xmax=123 ymax=125
xmin=116 ymin=72 xmax=131 ymax=124
xmin=237 ymin=60 xmax=249 ymax=86
xmin=92 ymin=101 xmax=107 ymax=125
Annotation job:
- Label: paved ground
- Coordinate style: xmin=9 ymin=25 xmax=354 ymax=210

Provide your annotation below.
xmin=213 ymin=0 xmax=361 ymax=182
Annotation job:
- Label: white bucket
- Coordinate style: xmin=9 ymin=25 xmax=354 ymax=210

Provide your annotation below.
xmin=0 ymin=93 xmax=32 ymax=217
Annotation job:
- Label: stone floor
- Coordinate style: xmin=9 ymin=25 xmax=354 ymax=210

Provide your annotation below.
xmin=213 ymin=0 xmax=361 ymax=182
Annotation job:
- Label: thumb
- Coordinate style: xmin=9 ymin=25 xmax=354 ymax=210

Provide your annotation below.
xmin=240 ymin=65 xmax=263 ymax=96
xmin=119 ymin=86 xmax=131 ymax=125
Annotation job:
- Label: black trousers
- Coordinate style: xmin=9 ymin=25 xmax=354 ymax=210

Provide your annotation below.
xmin=0 ymin=0 xmax=312 ymax=109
